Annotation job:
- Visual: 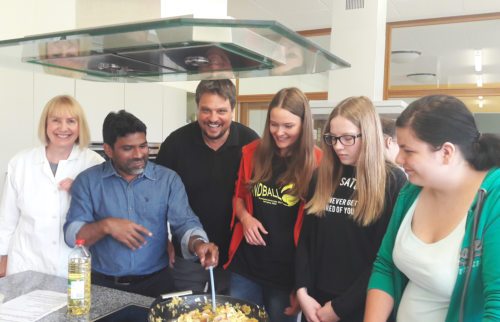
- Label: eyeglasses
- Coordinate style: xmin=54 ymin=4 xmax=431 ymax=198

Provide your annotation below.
xmin=323 ymin=133 xmax=362 ymax=146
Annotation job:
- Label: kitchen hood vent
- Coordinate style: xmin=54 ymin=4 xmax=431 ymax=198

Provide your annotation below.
xmin=0 ymin=17 xmax=350 ymax=82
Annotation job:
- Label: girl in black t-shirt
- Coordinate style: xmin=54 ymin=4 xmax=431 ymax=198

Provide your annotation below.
xmin=225 ymin=87 xmax=322 ymax=322
xmin=296 ymin=96 xmax=406 ymax=322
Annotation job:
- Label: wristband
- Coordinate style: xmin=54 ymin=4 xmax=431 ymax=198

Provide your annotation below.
xmin=191 ymin=236 xmax=208 ymax=255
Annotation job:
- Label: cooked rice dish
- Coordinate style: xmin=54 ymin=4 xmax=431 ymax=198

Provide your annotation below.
xmin=177 ymin=303 xmax=258 ymax=322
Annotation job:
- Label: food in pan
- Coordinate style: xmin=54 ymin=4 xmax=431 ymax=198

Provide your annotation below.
xmin=177 ymin=303 xmax=258 ymax=322
xmin=149 ymin=295 xmax=268 ymax=322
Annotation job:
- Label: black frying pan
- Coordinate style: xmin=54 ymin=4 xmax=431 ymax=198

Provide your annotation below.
xmin=148 ymin=294 xmax=269 ymax=321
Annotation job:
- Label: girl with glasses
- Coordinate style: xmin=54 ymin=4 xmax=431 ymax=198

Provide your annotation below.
xmin=224 ymin=87 xmax=322 ymax=322
xmin=296 ymin=96 xmax=406 ymax=322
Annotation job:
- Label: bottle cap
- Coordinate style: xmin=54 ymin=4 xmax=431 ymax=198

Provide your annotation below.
xmin=75 ymin=239 xmax=86 ymax=246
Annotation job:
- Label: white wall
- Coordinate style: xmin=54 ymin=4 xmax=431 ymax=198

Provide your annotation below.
xmin=0 ymin=0 xmax=76 ymax=40
xmin=161 ymin=86 xmax=189 ymax=136
xmin=238 ymin=74 xmax=328 ymax=95
xmin=0 ymin=69 xmax=35 ymax=195
xmin=329 ymin=0 xmax=387 ymax=101
xmin=75 ymin=80 xmax=125 ymax=142
xmin=76 ymin=0 xmax=161 ymax=28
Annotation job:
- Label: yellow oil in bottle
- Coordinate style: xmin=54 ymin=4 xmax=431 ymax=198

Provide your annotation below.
xmin=68 ymin=247 xmax=91 ymax=315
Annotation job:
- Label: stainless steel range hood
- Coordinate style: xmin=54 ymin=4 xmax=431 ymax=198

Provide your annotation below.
xmin=0 ymin=17 xmax=350 ymax=82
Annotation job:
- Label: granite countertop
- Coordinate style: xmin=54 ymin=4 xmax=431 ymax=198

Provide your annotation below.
xmin=0 ymin=270 xmax=155 ymax=321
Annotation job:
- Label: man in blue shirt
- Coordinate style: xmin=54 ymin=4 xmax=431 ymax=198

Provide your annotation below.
xmin=64 ymin=110 xmax=218 ymax=297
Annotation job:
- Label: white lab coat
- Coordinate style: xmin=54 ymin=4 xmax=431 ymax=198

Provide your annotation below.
xmin=0 ymin=145 xmax=104 ymax=277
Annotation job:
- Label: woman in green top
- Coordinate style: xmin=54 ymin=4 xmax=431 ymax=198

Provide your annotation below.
xmin=365 ymin=95 xmax=500 ymax=322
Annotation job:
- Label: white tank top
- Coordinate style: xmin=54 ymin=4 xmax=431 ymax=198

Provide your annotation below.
xmin=393 ymin=198 xmax=466 ymax=322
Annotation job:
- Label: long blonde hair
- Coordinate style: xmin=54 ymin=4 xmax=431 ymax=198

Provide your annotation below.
xmin=306 ymin=96 xmax=387 ymax=226
xmin=249 ymin=87 xmax=316 ymax=200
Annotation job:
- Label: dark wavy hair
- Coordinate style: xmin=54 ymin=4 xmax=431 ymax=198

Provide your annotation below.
xmin=102 ymin=110 xmax=147 ymax=148
xmin=396 ymin=95 xmax=500 ymax=170
xmin=195 ymin=79 xmax=236 ymax=110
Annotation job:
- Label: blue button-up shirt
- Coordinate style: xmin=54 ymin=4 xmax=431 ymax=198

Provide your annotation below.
xmin=64 ymin=160 xmax=207 ymax=276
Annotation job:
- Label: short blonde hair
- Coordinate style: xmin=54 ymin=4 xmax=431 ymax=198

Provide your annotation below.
xmin=38 ymin=95 xmax=91 ymax=148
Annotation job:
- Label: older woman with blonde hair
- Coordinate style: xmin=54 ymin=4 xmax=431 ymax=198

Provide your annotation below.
xmin=296 ymin=96 xmax=406 ymax=322
xmin=0 ymin=95 xmax=103 ymax=278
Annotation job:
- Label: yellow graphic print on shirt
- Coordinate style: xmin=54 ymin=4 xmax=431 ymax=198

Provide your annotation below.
xmin=252 ymin=182 xmax=299 ymax=207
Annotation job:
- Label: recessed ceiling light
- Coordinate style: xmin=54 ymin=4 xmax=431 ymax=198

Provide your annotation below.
xmin=391 ymin=50 xmax=421 ymax=63
xmin=474 ymin=50 xmax=482 ymax=72
xmin=476 ymin=75 xmax=483 ymax=87
xmin=406 ymin=73 xmax=436 ymax=83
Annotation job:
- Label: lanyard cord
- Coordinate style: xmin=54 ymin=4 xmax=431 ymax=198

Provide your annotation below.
xmin=458 ymin=188 xmax=486 ymax=322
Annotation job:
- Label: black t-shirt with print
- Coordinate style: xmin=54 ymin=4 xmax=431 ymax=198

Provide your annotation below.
xmin=295 ymin=164 xmax=406 ymax=321
xmin=230 ymin=155 xmax=300 ymax=291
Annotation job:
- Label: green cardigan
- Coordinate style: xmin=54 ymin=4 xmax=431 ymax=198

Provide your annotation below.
xmin=368 ymin=168 xmax=500 ymax=321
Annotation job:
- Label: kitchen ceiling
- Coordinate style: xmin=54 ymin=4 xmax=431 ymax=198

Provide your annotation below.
xmin=228 ymin=0 xmax=500 ymax=30
xmin=228 ymin=0 xmax=500 ymax=113
xmin=228 ymin=0 xmax=500 ymax=87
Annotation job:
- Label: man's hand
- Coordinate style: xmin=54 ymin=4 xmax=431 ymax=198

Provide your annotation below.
xmin=105 ymin=218 xmax=152 ymax=250
xmin=316 ymin=301 xmax=340 ymax=322
xmin=240 ymin=213 xmax=268 ymax=246
xmin=167 ymin=239 xmax=176 ymax=268
xmin=284 ymin=291 xmax=301 ymax=316
xmin=0 ymin=255 xmax=7 ymax=278
xmin=190 ymin=237 xmax=219 ymax=268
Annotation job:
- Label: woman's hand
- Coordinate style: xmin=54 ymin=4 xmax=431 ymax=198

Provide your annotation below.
xmin=316 ymin=301 xmax=340 ymax=322
xmin=240 ymin=213 xmax=268 ymax=246
xmin=58 ymin=178 xmax=74 ymax=192
xmin=364 ymin=289 xmax=394 ymax=322
xmin=297 ymin=288 xmax=321 ymax=322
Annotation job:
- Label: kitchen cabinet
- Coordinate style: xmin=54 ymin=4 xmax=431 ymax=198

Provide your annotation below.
xmin=0 ymin=69 xmax=35 ymax=192
xmin=74 ymin=80 xmax=187 ymax=143
xmin=125 ymin=83 xmax=189 ymax=143
xmin=125 ymin=83 xmax=163 ymax=143
xmin=76 ymin=80 xmax=125 ymax=143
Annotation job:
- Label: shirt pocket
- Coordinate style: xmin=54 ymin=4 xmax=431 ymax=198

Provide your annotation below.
xmin=139 ymin=195 xmax=167 ymax=232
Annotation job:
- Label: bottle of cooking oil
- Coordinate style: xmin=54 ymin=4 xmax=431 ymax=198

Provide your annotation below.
xmin=68 ymin=239 xmax=91 ymax=316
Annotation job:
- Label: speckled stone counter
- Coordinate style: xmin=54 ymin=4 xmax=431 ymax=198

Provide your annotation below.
xmin=0 ymin=270 xmax=154 ymax=321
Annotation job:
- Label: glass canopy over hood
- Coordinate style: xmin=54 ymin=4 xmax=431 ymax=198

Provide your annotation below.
xmin=0 ymin=17 xmax=350 ymax=82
